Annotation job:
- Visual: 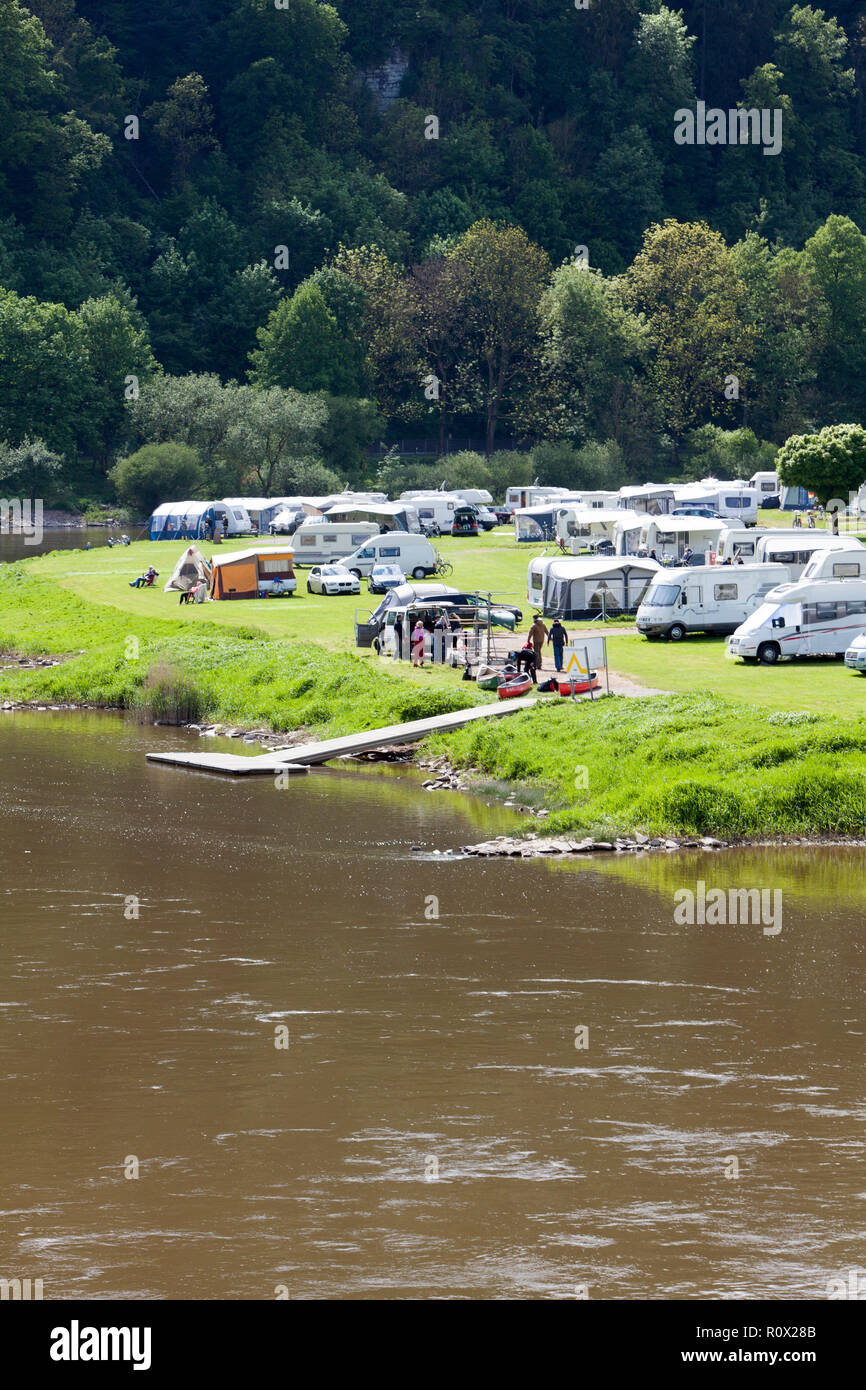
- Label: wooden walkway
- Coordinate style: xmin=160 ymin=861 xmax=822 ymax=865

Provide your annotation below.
xmin=146 ymin=695 xmax=538 ymax=776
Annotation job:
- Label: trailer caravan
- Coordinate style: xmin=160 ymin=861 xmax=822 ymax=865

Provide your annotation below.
xmin=754 ymin=533 xmax=855 ymax=580
xmin=728 ymin=578 xmax=866 ymax=662
xmin=323 ymin=501 xmax=420 ymax=533
xmin=673 ymin=481 xmax=757 ymax=525
xmin=750 ymin=471 xmax=779 ymax=499
xmin=715 ymin=526 xmax=810 ymax=564
xmin=636 ymin=563 xmax=789 ymax=639
xmin=505 ymin=484 xmax=571 ymax=513
xmin=557 ymin=508 xmax=635 ymax=551
xmin=527 ymin=556 xmax=660 ymax=619
xmin=290 ymin=519 xmax=380 ymax=564
xmin=514 ymin=504 xmax=559 ymax=541
xmin=640 ymin=517 xmax=728 ymax=564
xmin=614 ymin=515 xmax=645 ymax=556
xmin=618 ymin=484 xmax=676 ymax=516
xmin=209 ymin=547 xmax=296 ymax=600
xmin=800 ymin=544 xmax=866 ymax=581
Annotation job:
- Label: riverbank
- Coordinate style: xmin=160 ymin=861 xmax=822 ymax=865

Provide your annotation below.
xmin=3 ymin=543 xmax=866 ymax=841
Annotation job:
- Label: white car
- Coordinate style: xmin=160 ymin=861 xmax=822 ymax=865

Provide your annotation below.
xmin=306 ymin=564 xmax=360 ymax=596
xmin=844 ymin=632 xmax=866 ymax=672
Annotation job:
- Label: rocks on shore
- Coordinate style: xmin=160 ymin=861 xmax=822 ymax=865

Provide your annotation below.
xmin=462 ymin=833 xmax=731 ymax=858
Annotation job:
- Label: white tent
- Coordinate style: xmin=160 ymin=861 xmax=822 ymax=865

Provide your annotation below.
xmin=163 ymin=545 xmax=212 ymax=595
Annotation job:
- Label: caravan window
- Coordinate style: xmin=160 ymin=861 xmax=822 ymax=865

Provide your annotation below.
xmin=232 ymin=509 xmax=245 ymax=520
xmin=734 ymin=542 xmax=755 ymax=557
xmin=351 ymin=533 xmax=370 ymax=546
xmin=714 ymin=583 xmax=738 ymax=601
xmin=260 ymin=557 xmax=291 ymax=575
xmin=833 ymin=562 xmax=861 ymax=577
xmin=725 ymin=496 xmax=745 ymax=508
xmin=299 ymin=534 xmax=315 ymax=546
xmin=760 ymin=480 xmax=776 ymax=492
xmin=655 ymin=531 xmax=675 ymax=546
xmin=531 ymin=572 xmax=543 ymax=594
xmin=356 ymin=546 xmax=375 ymax=559
xmin=804 ymin=600 xmax=844 ymax=625
xmin=378 ymin=545 xmax=400 ymax=557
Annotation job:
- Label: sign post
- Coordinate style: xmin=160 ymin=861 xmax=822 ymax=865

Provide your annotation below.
xmin=560 ymin=638 xmax=608 ymax=699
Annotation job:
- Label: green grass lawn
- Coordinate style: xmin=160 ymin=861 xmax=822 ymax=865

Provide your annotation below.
xmin=606 ymin=633 xmax=866 ymax=719
xmin=3 ymin=527 xmax=866 ymax=838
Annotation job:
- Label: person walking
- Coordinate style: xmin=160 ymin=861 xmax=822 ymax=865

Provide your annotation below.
xmin=832 ymin=510 xmax=839 ymax=536
xmin=548 ymin=618 xmax=568 ymax=672
xmin=528 ymin=614 xmax=549 ymax=673
xmin=411 ymin=619 xmax=426 ymax=666
xmin=807 ymin=511 xmax=815 ymax=529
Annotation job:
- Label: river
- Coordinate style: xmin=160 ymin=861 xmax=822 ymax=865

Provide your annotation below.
xmin=0 ymin=712 xmax=863 ymax=1300
xmin=0 ymin=527 xmax=120 ymax=563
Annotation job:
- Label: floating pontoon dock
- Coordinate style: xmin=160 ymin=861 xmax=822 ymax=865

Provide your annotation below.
xmin=146 ymin=696 xmax=539 ymax=776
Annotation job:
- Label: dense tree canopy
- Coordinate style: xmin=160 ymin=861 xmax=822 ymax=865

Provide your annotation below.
xmin=4 ymin=1 xmax=866 ymax=502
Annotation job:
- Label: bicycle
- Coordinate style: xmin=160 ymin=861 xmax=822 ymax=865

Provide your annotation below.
xmin=433 ymin=552 xmax=453 ymax=576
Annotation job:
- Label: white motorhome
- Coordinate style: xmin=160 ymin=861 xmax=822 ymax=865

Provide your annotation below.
xmin=636 ymin=563 xmax=790 ymax=639
xmin=290 ymin=519 xmax=380 ymax=565
xmin=674 ymin=481 xmax=757 ymax=525
xmin=640 ymin=517 xmax=728 ymax=563
xmin=343 ymin=532 xmax=437 ymax=580
xmin=800 ymin=545 xmax=866 ymax=581
xmin=728 ymin=578 xmax=866 ymax=663
xmin=755 ymin=532 xmax=856 ymax=580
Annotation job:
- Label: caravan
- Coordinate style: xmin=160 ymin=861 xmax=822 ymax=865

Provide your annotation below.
xmin=800 ymin=544 xmax=866 ymax=581
xmin=640 ymin=517 xmax=728 ymax=564
xmin=673 ymin=481 xmax=757 ymax=524
xmin=755 ymin=532 xmax=856 ymax=580
xmin=618 ymin=484 xmax=676 ymax=516
xmin=728 ymin=578 xmax=866 ymax=662
xmin=527 ymin=555 xmax=660 ymax=619
xmin=290 ymin=519 xmax=380 ymax=564
xmin=636 ymin=564 xmax=789 ymax=639
xmin=557 ymin=507 xmax=634 ymax=551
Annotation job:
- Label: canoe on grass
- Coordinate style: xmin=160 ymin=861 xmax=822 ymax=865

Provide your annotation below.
xmin=475 ymin=663 xmax=500 ymax=690
xmin=497 ymin=673 xmax=533 ymax=700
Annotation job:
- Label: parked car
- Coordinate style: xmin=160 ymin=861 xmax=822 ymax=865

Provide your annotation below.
xmin=472 ymin=504 xmax=499 ymax=531
xmin=671 ymin=506 xmax=725 ymax=520
xmin=369 ymin=562 xmax=405 ymax=594
xmin=451 ymin=505 xmax=479 ymax=536
xmin=306 ymin=564 xmax=360 ymax=595
xmin=845 ymin=632 xmax=866 ymax=672
xmin=493 ymin=508 xmax=512 ymax=525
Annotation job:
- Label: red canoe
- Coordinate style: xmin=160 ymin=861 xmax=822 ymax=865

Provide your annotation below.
xmin=556 ymin=674 xmax=601 ymax=696
xmin=497 ymin=674 xmax=533 ymax=700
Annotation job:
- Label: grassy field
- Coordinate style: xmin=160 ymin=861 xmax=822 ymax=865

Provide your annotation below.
xmin=2 ymin=524 xmax=866 ymax=838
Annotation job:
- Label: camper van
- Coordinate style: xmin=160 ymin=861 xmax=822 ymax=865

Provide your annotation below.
xmin=636 ymin=564 xmax=789 ymax=639
xmin=728 ymin=578 xmax=866 ymax=662
xmin=754 ymin=532 xmax=855 ymax=580
xmin=673 ymin=482 xmax=757 ymax=525
xmin=290 ymin=519 xmax=379 ymax=565
xmin=640 ymin=517 xmax=728 ymax=564
xmin=406 ymin=494 xmax=459 ymax=533
xmin=343 ymin=532 xmax=437 ymax=580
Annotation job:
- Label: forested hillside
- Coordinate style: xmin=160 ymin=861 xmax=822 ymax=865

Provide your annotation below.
xmin=2 ymin=0 xmax=866 ymax=506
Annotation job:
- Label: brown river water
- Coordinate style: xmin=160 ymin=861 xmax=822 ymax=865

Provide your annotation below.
xmin=0 ymin=712 xmax=863 ymax=1300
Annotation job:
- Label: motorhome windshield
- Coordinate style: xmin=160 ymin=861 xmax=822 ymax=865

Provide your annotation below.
xmin=643 ymin=583 xmax=681 ymax=607
xmin=738 ymin=600 xmax=801 ymax=633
